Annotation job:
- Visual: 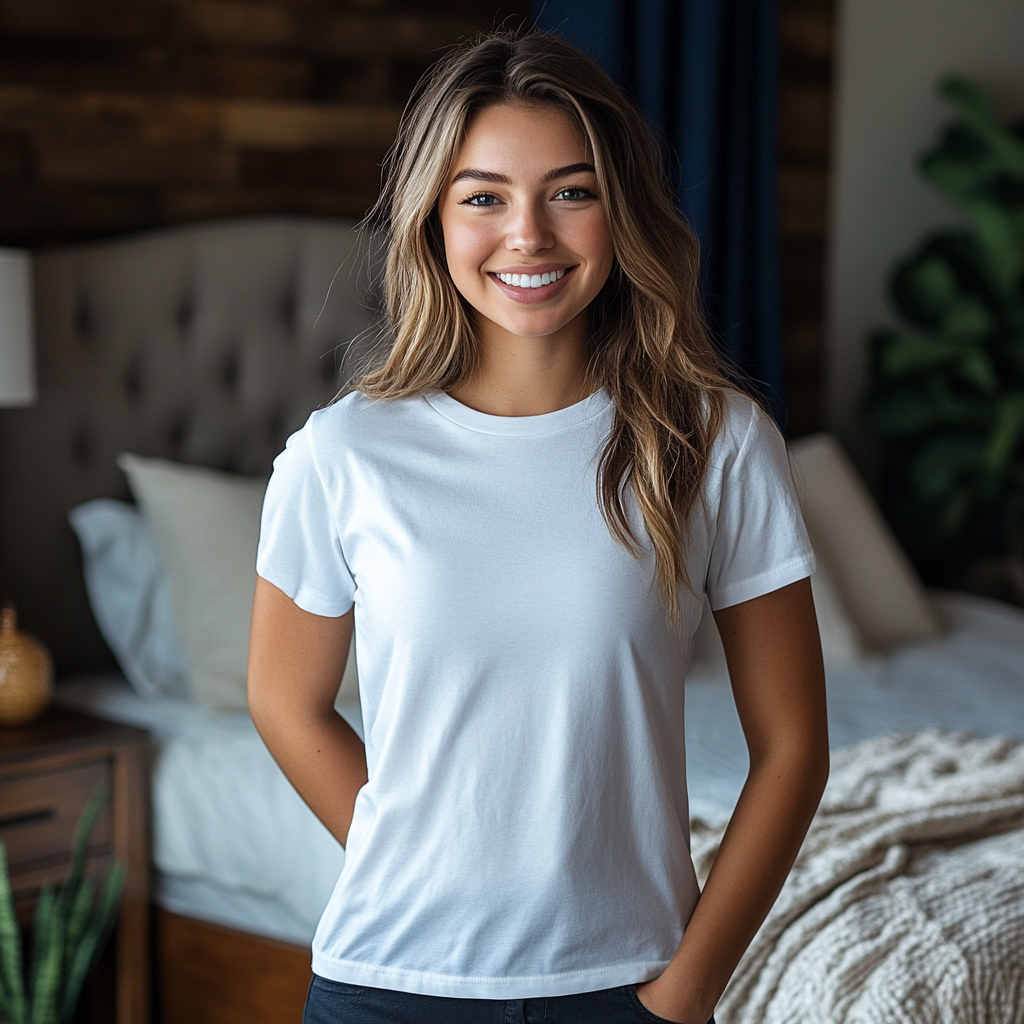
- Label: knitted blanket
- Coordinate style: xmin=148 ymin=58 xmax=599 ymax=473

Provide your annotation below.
xmin=690 ymin=729 xmax=1024 ymax=1024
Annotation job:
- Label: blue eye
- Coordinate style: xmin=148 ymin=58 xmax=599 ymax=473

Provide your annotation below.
xmin=555 ymin=186 xmax=596 ymax=202
xmin=460 ymin=192 xmax=501 ymax=207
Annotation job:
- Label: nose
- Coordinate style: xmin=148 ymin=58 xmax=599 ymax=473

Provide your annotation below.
xmin=506 ymin=199 xmax=554 ymax=255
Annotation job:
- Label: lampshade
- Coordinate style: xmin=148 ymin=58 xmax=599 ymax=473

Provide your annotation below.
xmin=0 ymin=248 xmax=37 ymax=407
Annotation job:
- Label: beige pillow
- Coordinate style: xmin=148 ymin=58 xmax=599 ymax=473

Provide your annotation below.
xmin=788 ymin=434 xmax=940 ymax=649
xmin=689 ymin=555 xmax=866 ymax=676
xmin=119 ymin=453 xmax=360 ymax=712
xmin=118 ymin=453 xmax=266 ymax=711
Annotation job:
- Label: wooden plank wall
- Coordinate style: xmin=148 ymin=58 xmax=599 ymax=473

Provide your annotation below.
xmin=778 ymin=0 xmax=835 ymax=436
xmin=1 ymin=1 xmax=834 ymax=432
xmin=0 ymin=0 xmax=529 ymax=245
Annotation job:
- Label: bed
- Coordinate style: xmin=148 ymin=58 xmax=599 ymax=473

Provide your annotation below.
xmin=1 ymin=217 xmax=1022 ymax=1024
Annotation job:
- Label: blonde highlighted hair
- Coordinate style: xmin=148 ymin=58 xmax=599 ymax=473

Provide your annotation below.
xmin=359 ymin=30 xmax=737 ymax=627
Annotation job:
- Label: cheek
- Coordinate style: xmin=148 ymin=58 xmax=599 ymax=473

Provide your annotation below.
xmin=577 ymin=216 xmax=614 ymax=269
xmin=441 ymin=216 xmax=495 ymax=283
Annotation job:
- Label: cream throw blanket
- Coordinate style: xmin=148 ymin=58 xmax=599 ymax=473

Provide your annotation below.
xmin=690 ymin=729 xmax=1024 ymax=1024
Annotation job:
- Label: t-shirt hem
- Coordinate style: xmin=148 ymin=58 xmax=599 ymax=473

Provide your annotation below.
xmin=707 ymin=553 xmax=816 ymax=611
xmin=309 ymin=953 xmax=671 ymax=999
xmin=254 ymin=567 xmax=353 ymax=618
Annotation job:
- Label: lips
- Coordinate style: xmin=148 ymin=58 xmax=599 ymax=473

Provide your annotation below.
xmin=487 ymin=265 xmax=576 ymax=304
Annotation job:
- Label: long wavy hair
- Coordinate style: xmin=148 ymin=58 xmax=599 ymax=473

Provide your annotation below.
xmin=358 ymin=30 xmax=737 ymax=627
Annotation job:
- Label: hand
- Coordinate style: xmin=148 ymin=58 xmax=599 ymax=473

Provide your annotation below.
xmin=633 ymin=977 xmax=710 ymax=1024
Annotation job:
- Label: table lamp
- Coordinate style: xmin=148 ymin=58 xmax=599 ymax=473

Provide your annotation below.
xmin=0 ymin=247 xmax=50 ymax=725
xmin=0 ymin=248 xmax=36 ymax=407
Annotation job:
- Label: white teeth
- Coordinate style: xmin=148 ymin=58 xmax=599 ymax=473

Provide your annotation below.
xmin=495 ymin=269 xmax=566 ymax=289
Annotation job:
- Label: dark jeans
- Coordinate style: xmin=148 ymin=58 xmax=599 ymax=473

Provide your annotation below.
xmin=303 ymin=976 xmax=715 ymax=1024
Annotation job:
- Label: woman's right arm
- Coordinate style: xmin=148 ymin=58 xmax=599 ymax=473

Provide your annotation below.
xmin=248 ymin=575 xmax=367 ymax=847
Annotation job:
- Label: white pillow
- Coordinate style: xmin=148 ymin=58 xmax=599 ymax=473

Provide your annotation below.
xmin=117 ymin=453 xmax=359 ymax=711
xmin=689 ymin=555 xmax=866 ymax=677
xmin=788 ymin=434 xmax=940 ymax=650
xmin=118 ymin=453 xmax=267 ymax=711
xmin=68 ymin=499 xmax=189 ymax=700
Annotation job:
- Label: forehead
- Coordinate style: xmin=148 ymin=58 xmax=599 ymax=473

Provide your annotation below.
xmin=453 ymin=102 xmax=591 ymax=173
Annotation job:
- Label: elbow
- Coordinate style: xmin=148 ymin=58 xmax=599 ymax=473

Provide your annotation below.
xmin=811 ymin=744 xmax=830 ymax=802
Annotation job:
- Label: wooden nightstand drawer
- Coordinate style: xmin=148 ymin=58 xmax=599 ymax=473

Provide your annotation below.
xmin=0 ymin=760 xmax=112 ymax=868
xmin=0 ymin=708 xmax=150 ymax=1024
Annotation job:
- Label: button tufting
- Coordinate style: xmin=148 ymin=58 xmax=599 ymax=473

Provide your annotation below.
xmin=280 ymin=287 xmax=297 ymax=331
xmin=74 ymin=294 xmax=92 ymax=341
xmin=167 ymin=414 xmax=188 ymax=455
xmin=176 ymin=296 xmax=194 ymax=335
xmin=221 ymin=350 xmax=240 ymax=394
xmin=71 ymin=424 xmax=93 ymax=467
xmin=122 ymin=359 xmax=143 ymax=402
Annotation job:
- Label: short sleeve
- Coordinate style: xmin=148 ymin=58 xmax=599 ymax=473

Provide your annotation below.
xmin=705 ymin=399 xmax=816 ymax=610
xmin=256 ymin=417 xmax=356 ymax=617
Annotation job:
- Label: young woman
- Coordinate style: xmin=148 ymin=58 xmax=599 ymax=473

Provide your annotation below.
xmin=248 ymin=31 xmax=829 ymax=1024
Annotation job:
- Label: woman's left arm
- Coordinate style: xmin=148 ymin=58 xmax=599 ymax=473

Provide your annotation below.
xmin=636 ymin=577 xmax=830 ymax=1024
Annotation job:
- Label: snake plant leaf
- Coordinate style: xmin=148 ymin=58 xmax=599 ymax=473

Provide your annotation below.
xmin=0 ymin=787 xmax=126 ymax=1024
xmin=59 ymin=864 xmax=124 ymax=1024
xmin=61 ymin=880 xmax=93 ymax=985
xmin=57 ymin=785 xmax=107 ymax=925
xmin=28 ymin=899 xmax=62 ymax=1024
xmin=29 ymin=886 xmax=56 ymax=1008
xmin=911 ymin=433 xmax=985 ymax=502
xmin=0 ymin=844 xmax=27 ymax=1024
xmin=985 ymin=391 xmax=1024 ymax=473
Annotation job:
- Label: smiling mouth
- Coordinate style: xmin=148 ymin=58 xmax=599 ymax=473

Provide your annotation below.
xmin=491 ymin=267 xmax=572 ymax=289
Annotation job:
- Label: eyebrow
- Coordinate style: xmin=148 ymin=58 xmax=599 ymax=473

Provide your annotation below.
xmin=450 ymin=162 xmax=597 ymax=186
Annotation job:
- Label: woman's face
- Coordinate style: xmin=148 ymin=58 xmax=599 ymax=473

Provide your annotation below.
xmin=438 ymin=102 xmax=614 ymax=344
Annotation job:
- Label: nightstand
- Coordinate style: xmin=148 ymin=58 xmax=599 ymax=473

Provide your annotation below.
xmin=0 ymin=707 xmax=150 ymax=1024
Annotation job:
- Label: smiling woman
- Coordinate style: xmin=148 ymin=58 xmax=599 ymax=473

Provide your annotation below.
xmin=247 ymin=30 xmax=828 ymax=1024
xmin=439 ymin=102 xmax=614 ymax=414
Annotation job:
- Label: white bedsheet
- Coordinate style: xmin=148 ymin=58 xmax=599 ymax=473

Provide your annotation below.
xmin=55 ymin=590 xmax=1024 ymax=947
xmin=685 ymin=591 xmax=1024 ymax=823
xmin=56 ymin=678 xmax=363 ymax=944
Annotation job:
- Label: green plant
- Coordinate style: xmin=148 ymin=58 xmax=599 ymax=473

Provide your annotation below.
xmin=862 ymin=76 xmax=1024 ymax=580
xmin=0 ymin=785 xmax=125 ymax=1024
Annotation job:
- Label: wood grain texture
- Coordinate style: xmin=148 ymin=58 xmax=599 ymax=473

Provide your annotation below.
xmin=158 ymin=910 xmax=312 ymax=1024
xmin=0 ymin=0 xmax=529 ymax=246
xmin=0 ymin=0 xmax=831 ymax=423
xmin=0 ymin=707 xmax=150 ymax=1024
xmin=778 ymin=0 xmax=835 ymax=436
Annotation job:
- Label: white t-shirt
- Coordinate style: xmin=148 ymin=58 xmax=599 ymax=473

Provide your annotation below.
xmin=256 ymin=387 xmax=814 ymax=999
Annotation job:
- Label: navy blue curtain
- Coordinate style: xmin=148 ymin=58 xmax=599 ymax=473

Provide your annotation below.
xmin=534 ymin=0 xmax=785 ymax=425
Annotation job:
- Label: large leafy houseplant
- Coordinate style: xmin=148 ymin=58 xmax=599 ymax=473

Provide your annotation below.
xmin=862 ymin=77 xmax=1024 ymax=583
xmin=0 ymin=786 xmax=124 ymax=1024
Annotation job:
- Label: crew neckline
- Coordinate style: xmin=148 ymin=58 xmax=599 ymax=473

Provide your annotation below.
xmin=424 ymin=389 xmax=613 ymax=436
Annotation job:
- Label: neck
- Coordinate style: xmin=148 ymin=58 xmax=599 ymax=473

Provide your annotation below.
xmin=449 ymin=310 xmax=592 ymax=417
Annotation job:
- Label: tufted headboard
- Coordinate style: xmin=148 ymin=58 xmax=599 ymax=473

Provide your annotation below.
xmin=0 ymin=216 xmax=382 ymax=675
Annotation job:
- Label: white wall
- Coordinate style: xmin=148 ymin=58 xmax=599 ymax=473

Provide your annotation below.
xmin=824 ymin=0 xmax=1024 ymax=469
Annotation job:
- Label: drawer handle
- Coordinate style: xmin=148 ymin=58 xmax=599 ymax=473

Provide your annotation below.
xmin=0 ymin=809 xmax=56 ymax=830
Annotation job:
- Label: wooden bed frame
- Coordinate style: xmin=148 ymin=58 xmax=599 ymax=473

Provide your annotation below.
xmin=157 ymin=910 xmax=311 ymax=1024
xmin=0 ymin=218 xmax=375 ymax=1024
